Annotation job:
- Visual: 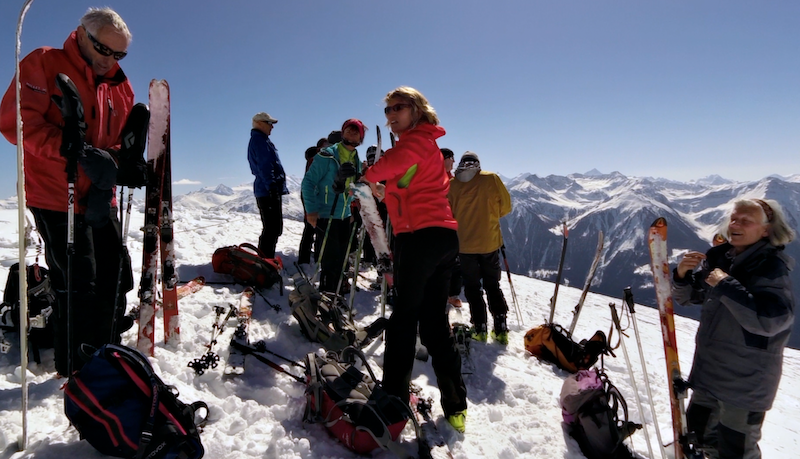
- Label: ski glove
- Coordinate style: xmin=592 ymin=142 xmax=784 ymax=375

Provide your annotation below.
xmin=115 ymin=152 xmax=148 ymax=188
xmin=52 ymin=74 xmax=87 ymax=161
xmin=332 ymin=162 xmax=357 ymax=194
xmin=79 ymin=147 xmax=118 ymax=228
xmin=114 ymin=103 xmax=150 ymax=188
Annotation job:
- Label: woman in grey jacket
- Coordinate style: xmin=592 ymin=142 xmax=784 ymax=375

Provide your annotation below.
xmin=673 ymin=198 xmax=795 ymax=459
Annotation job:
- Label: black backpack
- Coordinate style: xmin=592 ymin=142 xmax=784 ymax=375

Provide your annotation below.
xmin=0 ymin=263 xmax=55 ymax=361
xmin=64 ymin=344 xmax=208 ymax=459
xmin=560 ymin=368 xmax=640 ymax=459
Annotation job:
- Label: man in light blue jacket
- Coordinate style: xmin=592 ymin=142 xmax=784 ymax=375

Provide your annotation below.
xmin=248 ymin=112 xmax=288 ymax=258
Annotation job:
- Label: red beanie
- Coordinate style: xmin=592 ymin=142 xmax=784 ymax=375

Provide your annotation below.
xmin=342 ymin=119 xmax=366 ymax=140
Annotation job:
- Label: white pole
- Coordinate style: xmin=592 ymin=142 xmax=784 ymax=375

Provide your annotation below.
xmin=15 ymin=0 xmax=36 ymax=451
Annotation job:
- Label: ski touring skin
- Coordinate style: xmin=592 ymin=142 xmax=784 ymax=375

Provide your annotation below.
xmin=224 ymin=287 xmax=254 ymax=376
xmin=548 ymin=222 xmax=569 ymax=323
xmin=648 ymin=218 xmax=701 ymax=459
xmin=568 ymin=230 xmax=604 ymax=334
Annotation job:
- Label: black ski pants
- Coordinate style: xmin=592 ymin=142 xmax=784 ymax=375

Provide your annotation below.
xmin=298 ymin=218 xmax=316 ymax=265
xmin=383 ymin=227 xmax=467 ymax=417
xmin=317 ymin=217 xmax=351 ymax=292
xmin=687 ymin=389 xmax=765 ymax=459
xmin=31 ymin=207 xmax=132 ymax=375
xmin=256 ymin=193 xmax=282 ymax=258
xmin=460 ymin=250 xmax=508 ymax=331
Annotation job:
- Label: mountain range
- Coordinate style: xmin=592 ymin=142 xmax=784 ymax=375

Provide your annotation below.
xmin=176 ymin=171 xmax=800 ymax=348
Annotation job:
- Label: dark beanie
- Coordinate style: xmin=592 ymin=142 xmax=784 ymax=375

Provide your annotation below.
xmin=440 ymin=148 xmax=454 ymax=159
xmin=305 ymin=146 xmax=318 ymax=161
xmin=327 ymin=130 xmax=342 ymax=144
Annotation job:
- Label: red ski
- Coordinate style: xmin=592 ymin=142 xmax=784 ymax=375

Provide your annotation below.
xmin=648 ymin=217 xmax=691 ymax=459
xmin=154 ymin=80 xmax=179 ymax=345
xmin=137 ymin=80 xmax=169 ymax=356
xmin=177 ymin=276 xmax=205 ymax=300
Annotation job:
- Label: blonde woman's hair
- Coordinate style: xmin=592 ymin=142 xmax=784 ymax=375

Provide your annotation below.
xmin=384 ymin=86 xmax=439 ymax=128
xmin=730 ymin=198 xmax=795 ymax=247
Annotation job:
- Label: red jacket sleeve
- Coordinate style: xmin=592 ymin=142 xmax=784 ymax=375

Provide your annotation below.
xmin=0 ymin=48 xmax=64 ymax=161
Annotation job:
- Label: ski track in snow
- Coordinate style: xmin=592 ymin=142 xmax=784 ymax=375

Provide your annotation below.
xmin=0 ymin=203 xmax=798 ymax=459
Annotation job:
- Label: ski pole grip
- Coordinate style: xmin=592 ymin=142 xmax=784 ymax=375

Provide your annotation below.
xmin=623 ymin=287 xmax=636 ymax=313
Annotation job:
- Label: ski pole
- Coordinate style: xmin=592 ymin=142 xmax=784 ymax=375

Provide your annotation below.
xmin=334 ymin=219 xmax=358 ymax=300
xmin=252 ymin=339 xmax=306 ymax=369
xmin=230 ymin=340 xmax=305 ymax=383
xmin=110 ymin=186 xmax=134 ymax=342
xmin=311 ymin=193 xmax=340 ymax=284
xmin=500 ymin=245 xmax=523 ymax=326
xmin=609 ymin=301 xmax=656 ymax=459
xmin=548 ymin=221 xmax=569 ymax=324
xmin=347 ymin=225 xmax=368 ymax=319
xmin=624 ymin=287 xmax=667 ymax=459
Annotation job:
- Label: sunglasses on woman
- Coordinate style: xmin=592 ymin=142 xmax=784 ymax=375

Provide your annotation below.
xmin=87 ymin=31 xmax=127 ymax=60
xmin=384 ymin=103 xmax=411 ymax=115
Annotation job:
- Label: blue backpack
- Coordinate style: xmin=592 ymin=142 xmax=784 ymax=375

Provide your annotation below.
xmin=64 ymin=344 xmax=208 ymax=459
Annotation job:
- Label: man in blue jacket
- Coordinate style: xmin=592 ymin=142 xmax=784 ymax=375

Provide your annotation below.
xmin=248 ymin=112 xmax=288 ymax=258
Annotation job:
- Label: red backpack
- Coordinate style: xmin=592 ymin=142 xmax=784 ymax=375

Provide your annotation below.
xmin=211 ymin=243 xmax=283 ymax=289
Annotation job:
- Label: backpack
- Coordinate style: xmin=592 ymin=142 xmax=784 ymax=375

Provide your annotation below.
xmin=64 ymin=344 xmax=208 ymax=459
xmin=0 ymin=263 xmax=56 ymax=361
xmin=524 ymin=323 xmax=612 ymax=373
xmin=211 ymin=243 xmax=283 ymax=289
xmin=560 ymin=368 xmax=639 ymax=459
xmin=288 ymin=270 xmax=387 ymax=352
xmin=303 ymin=346 xmax=416 ymax=456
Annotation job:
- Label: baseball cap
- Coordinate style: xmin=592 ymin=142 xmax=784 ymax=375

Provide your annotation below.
xmin=253 ymin=112 xmax=278 ymax=124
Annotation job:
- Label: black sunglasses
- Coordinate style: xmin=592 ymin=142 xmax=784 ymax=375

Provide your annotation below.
xmin=87 ymin=31 xmax=127 ymax=60
xmin=384 ymin=103 xmax=411 ymax=115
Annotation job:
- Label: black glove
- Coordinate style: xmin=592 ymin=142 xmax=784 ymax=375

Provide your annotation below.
xmin=52 ymin=73 xmax=86 ymax=161
xmin=332 ymin=162 xmax=357 ymax=194
xmin=115 ymin=103 xmax=150 ymax=188
xmin=338 ymin=162 xmax=357 ymax=179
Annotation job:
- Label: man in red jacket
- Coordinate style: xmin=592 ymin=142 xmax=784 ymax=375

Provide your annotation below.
xmin=0 ymin=7 xmax=136 ymax=375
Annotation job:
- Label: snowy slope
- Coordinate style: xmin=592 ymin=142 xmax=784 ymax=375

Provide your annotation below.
xmin=0 ymin=199 xmax=798 ymax=459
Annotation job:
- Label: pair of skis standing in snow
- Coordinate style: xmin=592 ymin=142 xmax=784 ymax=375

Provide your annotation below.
xmin=540 ymin=218 xmax=703 ymax=459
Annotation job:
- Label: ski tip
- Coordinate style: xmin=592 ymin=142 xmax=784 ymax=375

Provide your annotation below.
xmin=651 ymin=217 xmax=667 ymax=228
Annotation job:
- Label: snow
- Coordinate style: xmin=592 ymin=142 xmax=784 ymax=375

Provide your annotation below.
xmin=0 ymin=192 xmax=799 ymax=459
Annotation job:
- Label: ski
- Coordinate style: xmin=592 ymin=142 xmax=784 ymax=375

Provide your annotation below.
xmin=410 ymin=385 xmax=454 ymax=459
xmin=224 ymin=287 xmax=254 ymax=376
xmin=351 ymin=183 xmax=393 ymax=287
xmin=547 ymin=221 xmax=569 ymax=323
xmin=149 ymin=80 xmax=179 ymax=346
xmin=177 ymin=276 xmax=205 ymax=300
xmin=137 ymin=81 xmax=168 ymax=356
xmin=567 ymin=230 xmax=604 ymax=334
xmin=648 ymin=218 xmax=698 ymax=459
xmin=15 ymin=0 xmax=36 ymax=449
xmin=452 ymin=323 xmax=474 ymax=375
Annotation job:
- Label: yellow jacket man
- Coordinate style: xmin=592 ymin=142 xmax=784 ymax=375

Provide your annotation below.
xmin=447 ymin=152 xmax=512 ymax=343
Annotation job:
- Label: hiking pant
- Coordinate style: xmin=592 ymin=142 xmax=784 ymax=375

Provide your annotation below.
xmin=317 ymin=218 xmax=351 ymax=292
xmin=298 ymin=218 xmax=316 ymax=265
xmin=448 ymin=255 xmax=462 ymax=298
xmin=383 ymin=227 xmax=467 ymax=417
xmin=256 ymin=193 xmax=282 ymax=258
xmin=460 ymin=250 xmax=508 ymax=331
xmin=31 ymin=207 xmax=132 ymax=375
xmin=687 ymin=389 xmax=765 ymax=459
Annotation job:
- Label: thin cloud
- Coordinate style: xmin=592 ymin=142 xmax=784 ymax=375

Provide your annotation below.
xmin=174 ymin=179 xmax=201 ymax=185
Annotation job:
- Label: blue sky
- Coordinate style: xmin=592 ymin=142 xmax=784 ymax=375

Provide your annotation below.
xmin=1 ymin=1 xmax=799 ymax=199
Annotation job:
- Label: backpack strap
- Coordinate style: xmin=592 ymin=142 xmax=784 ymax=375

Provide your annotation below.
xmin=303 ymin=352 xmax=324 ymax=423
